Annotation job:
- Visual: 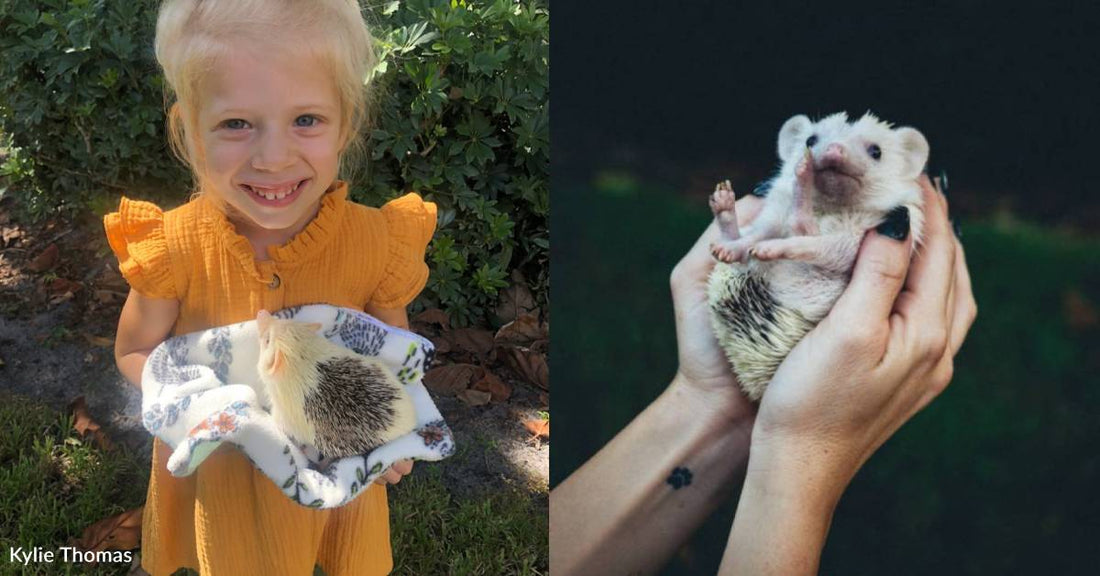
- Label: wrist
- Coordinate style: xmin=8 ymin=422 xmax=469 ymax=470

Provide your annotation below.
xmin=669 ymin=371 xmax=755 ymax=432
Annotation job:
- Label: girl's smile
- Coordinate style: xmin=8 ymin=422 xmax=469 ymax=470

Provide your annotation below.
xmin=238 ymin=178 xmax=310 ymax=206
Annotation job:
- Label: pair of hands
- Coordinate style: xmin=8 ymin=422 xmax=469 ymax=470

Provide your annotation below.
xmin=671 ymin=175 xmax=977 ymax=485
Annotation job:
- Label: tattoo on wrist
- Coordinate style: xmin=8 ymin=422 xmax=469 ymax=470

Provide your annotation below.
xmin=667 ymin=466 xmax=694 ymax=490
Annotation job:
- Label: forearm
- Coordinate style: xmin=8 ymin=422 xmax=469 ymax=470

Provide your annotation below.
xmin=719 ymin=444 xmax=850 ymax=575
xmin=550 ymin=376 xmax=753 ymax=575
xmin=115 ymin=350 xmax=153 ymax=391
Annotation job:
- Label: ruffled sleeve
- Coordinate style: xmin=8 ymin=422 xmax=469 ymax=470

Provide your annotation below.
xmin=372 ymin=193 xmax=437 ymax=308
xmin=103 ymin=197 xmax=177 ymax=299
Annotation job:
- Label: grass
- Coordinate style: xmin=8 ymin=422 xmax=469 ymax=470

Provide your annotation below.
xmin=0 ymin=395 xmax=547 ymax=575
xmin=0 ymin=394 xmax=148 ymax=576
xmin=554 ymin=179 xmax=1100 ymax=575
xmin=389 ymin=466 xmax=548 ymax=575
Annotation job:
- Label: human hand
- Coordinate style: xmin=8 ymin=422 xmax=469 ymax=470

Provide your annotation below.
xmin=374 ymin=459 xmax=414 ymax=485
xmin=670 ymin=185 xmax=767 ymax=419
xmin=751 ymin=174 xmax=977 ymax=491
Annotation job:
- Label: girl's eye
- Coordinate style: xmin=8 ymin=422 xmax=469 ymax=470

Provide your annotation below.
xmin=806 ymin=135 xmax=818 ymax=147
xmin=867 ymin=144 xmax=882 ymax=160
xmin=294 ymin=115 xmax=319 ymax=128
xmin=222 ymin=119 xmax=250 ymax=130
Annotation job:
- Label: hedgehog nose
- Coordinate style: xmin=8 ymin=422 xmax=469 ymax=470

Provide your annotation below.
xmin=822 ymin=143 xmax=846 ymax=163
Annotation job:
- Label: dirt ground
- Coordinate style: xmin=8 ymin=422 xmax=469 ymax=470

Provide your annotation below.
xmin=0 ymin=194 xmax=548 ymax=509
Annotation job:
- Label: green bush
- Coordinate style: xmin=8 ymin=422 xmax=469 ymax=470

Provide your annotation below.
xmin=0 ymin=0 xmax=187 ymax=217
xmin=359 ymin=0 xmax=549 ymax=326
xmin=0 ymin=0 xmax=549 ymax=327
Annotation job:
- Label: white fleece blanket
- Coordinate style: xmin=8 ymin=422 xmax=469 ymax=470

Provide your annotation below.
xmin=141 ymin=304 xmax=455 ymax=509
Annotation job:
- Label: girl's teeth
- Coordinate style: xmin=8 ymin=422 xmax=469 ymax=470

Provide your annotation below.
xmin=249 ymin=181 xmax=300 ymax=200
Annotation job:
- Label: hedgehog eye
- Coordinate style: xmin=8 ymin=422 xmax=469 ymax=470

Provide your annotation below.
xmin=867 ymin=144 xmax=882 ymax=160
xmin=806 ymin=135 xmax=818 ymax=147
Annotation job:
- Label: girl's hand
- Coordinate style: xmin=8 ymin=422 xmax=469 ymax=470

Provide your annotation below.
xmin=669 ymin=190 xmax=766 ymax=420
xmin=753 ymin=175 xmax=977 ymax=491
xmin=374 ymin=459 xmax=414 ymax=485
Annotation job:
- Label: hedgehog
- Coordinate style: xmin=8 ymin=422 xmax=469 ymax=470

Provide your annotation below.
xmin=707 ymin=112 xmax=929 ymax=401
xmin=255 ymin=309 xmax=418 ymax=459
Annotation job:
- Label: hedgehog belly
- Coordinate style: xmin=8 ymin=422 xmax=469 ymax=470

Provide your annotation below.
xmin=707 ymin=262 xmax=816 ymax=401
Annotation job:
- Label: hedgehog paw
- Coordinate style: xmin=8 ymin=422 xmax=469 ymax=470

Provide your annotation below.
xmin=711 ymin=239 xmax=751 ymax=263
xmin=749 ymin=239 xmax=791 ymax=261
xmin=709 ymin=181 xmax=737 ymax=217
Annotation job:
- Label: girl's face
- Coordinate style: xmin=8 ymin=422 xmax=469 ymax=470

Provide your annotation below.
xmin=196 ymin=44 xmax=344 ymax=233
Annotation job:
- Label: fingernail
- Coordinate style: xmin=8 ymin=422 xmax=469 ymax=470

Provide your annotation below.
xmin=938 ymin=169 xmax=949 ymax=195
xmin=876 ymin=206 xmax=910 ymax=241
xmin=751 ymin=178 xmax=772 ymax=198
xmin=952 ymin=219 xmax=962 ymax=239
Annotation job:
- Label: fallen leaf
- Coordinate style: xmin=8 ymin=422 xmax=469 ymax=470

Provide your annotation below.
xmin=457 ymin=388 xmax=491 ymax=406
xmin=495 ymin=313 xmax=548 ymax=346
xmin=1064 ymin=288 xmax=1098 ymax=330
xmin=69 ymin=396 xmax=113 ymax=450
xmin=82 ymin=332 xmax=114 ymax=347
xmin=429 ymin=335 xmax=453 ymax=355
xmin=493 ymin=270 xmax=537 ymax=324
xmin=72 ymin=506 xmax=143 ymax=558
xmin=471 ymin=369 xmax=512 ymax=402
xmin=423 ymin=363 xmax=479 ymax=396
xmin=95 ymin=289 xmax=127 ymax=304
xmin=444 ymin=328 xmax=496 ymax=360
xmin=524 ymin=419 xmax=550 ymax=439
xmin=501 ymin=347 xmax=549 ymax=390
xmin=1 ymin=225 xmax=22 ymax=246
xmin=414 ymin=308 xmax=451 ymax=330
xmin=27 ymin=243 xmax=60 ymax=272
xmin=48 ymin=277 xmax=83 ymax=295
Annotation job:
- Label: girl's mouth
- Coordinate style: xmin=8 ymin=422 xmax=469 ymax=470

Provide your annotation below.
xmin=239 ymin=179 xmax=309 ymax=207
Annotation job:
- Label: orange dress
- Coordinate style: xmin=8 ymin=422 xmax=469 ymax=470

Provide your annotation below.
xmin=104 ymin=181 xmax=436 ymax=576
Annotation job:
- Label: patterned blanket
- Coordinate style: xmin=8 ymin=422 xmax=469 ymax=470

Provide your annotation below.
xmin=141 ymin=304 xmax=455 ymax=509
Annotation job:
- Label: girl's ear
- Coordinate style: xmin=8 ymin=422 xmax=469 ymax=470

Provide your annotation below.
xmin=777 ymin=115 xmax=813 ymax=163
xmin=895 ymin=127 xmax=929 ymax=180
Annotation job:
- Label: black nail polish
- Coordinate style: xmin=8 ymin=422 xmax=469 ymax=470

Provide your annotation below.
xmin=938 ymin=169 xmax=949 ymax=195
xmin=876 ymin=206 xmax=910 ymax=240
xmin=952 ymin=219 xmax=962 ymax=239
xmin=751 ymin=178 xmax=772 ymax=198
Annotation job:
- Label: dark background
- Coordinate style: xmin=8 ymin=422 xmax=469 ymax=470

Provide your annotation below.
xmin=552 ymin=1 xmax=1100 ymax=574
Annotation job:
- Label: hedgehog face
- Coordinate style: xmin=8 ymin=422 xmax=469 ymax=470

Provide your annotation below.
xmin=778 ymin=112 xmax=929 ymax=212
xmin=255 ymin=310 xmax=323 ymax=380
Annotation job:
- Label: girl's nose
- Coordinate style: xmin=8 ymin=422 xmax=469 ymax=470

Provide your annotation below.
xmin=252 ymin=129 xmax=296 ymax=172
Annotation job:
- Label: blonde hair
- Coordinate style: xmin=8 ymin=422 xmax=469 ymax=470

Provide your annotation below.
xmin=154 ymin=0 xmax=376 ymax=198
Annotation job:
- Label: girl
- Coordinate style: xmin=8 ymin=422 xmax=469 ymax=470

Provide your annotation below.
xmin=104 ymin=1 xmax=434 ymax=574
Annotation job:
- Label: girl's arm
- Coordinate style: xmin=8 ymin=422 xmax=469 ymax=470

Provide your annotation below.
xmin=364 ymin=304 xmax=409 ymax=330
xmin=114 ymin=289 xmax=180 ymax=390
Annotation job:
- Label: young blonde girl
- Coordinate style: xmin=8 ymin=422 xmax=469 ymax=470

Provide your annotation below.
xmin=104 ymin=1 xmax=435 ymax=574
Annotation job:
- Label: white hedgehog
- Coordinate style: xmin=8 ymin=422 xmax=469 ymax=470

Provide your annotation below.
xmin=255 ymin=310 xmax=417 ymax=459
xmin=707 ymin=112 xmax=929 ymax=401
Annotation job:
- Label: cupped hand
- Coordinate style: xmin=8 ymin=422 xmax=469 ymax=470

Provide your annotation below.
xmin=670 ymin=188 xmax=766 ymax=419
xmin=752 ymin=175 xmax=977 ymax=486
xmin=374 ymin=458 xmax=414 ymax=485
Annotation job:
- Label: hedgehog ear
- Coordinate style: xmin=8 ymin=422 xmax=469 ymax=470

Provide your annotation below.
xmin=304 ymin=322 xmax=323 ymax=333
xmin=271 ymin=349 xmax=285 ymax=377
xmin=256 ymin=309 xmax=271 ymax=331
xmin=895 ymin=127 xmax=929 ymax=180
xmin=777 ymin=114 xmax=813 ymax=162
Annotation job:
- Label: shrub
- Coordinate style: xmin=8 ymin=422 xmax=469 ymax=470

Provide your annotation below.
xmin=0 ymin=0 xmax=548 ymax=327
xmin=359 ymin=0 xmax=549 ymax=326
xmin=0 ymin=0 xmax=189 ymax=218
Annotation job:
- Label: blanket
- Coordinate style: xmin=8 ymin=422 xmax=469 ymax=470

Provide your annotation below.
xmin=140 ymin=304 xmax=455 ymax=509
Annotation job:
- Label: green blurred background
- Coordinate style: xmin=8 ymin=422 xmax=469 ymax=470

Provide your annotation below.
xmin=551 ymin=1 xmax=1100 ymax=573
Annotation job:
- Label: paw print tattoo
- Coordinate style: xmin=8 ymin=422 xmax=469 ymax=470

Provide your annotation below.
xmin=666 ymin=466 xmax=694 ymax=490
